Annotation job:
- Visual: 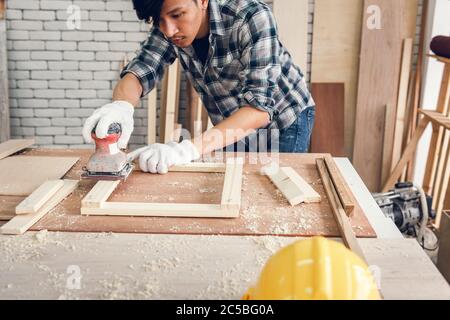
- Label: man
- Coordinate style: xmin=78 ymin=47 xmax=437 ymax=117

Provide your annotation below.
xmin=82 ymin=0 xmax=315 ymax=174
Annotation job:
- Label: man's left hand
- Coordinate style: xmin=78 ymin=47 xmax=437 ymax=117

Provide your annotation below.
xmin=127 ymin=140 xmax=200 ymax=174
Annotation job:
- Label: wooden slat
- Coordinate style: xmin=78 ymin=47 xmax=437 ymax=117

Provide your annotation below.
xmin=311 ymin=0 xmax=363 ymax=157
xmin=169 ymin=162 xmax=226 ymax=173
xmin=147 ymin=87 xmax=157 ymax=144
xmin=273 ymin=0 xmax=308 ymax=76
xmin=324 ymin=155 xmax=355 ymax=216
xmin=422 ymin=63 xmax=450 ymax=194
xmin=0 ymin=180 xmax=79 ymax=235
xmin=383 ymin=117 xmax=430 ymax=192
xmin=316 ymin=158 xmax=366 ymax=261
xmin=163 ymin=61 xmax=181 ymax=143
xmin=81 ymin=203 xmax=237 ymax=218
xmin=0 ymin=0 xmax=9 ymax=143
xmin=353 ymin=0 xmax=418 ymax=192
xmin=310 ymin=83 xmax=345 ymax=156
xmin=381 ymin=104 xmax=396 ymax=186
xmin=81 ymin=180 xmax=120 ymax=208
xmin=0 ymin=139 xmax=35 ymax=160
xmin=15 ymin=180 xmax=64 ymax=214
xmin=220 ymin=159 xmax=242 ymax=209
xmin=420 ymin=110 xmax=450 ymax=130
xmin=263 ymin=165 xmax=321 ymax=206
xmin=391 ymin=38 xmax=414 ymax=171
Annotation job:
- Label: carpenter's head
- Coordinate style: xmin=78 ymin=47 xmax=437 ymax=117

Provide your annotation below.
xmin=132 ymin=0 xmax=209 ymax=47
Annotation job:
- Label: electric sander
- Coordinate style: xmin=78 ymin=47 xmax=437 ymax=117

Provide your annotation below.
xmin=81 ymin=123 xmax=133 ymax=181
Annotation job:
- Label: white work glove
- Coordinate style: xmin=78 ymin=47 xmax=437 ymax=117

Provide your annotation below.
xmin=82 ymin=101 xmax=134 ymax=149
xmin=127 ymin=140 xmax=200 ymax=174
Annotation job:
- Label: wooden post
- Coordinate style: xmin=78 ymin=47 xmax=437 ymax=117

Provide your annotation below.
xmin=0 ymin=0 xmax=10 ymax=142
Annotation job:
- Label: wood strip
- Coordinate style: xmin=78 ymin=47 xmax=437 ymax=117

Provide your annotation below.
xmin=15 ymin=180 xmax=64 ymax=214
xmin=81 ymin=203 xmax=238 ymax=218
xmin=163 ymin=61 xmax=180 ymax=143
xmin=381 ymin=104 xmax=396 ymax=186
xmin=263 ymin=166 xmax=321 ymax=206
xmin=310 ymin=83 xmax=345 ymax=156
xmin=324 ymin=155 xmax=355 ymax=216
xmin=0 ymin=139 xmax=35 ymax=160
xmin=391 ymin=38 xmax=414 ymax=171
xmin=422 ymin=63 xmax=450 ymax=193
xmin=158 ymin=67 xmax=169 ymax=143
xmin=81 ymin=180 xmax=120 ymax=209
xmin=311 ymin=0 xmax=363 ymax=157
xmin=435 ymin=134 xmax=450 ymax=227
xmin=353 ymin=0 xmax=418 ymax=191
xmin=169 ymin=162 xmax=226 ymax=173
xmin=0 ymin=0 xmax=8 ymax=143
xmin=221 ymin=160 xmax=237 ymax=208
xmin=227 ymin=159 xmax=244 ymax=209
xmin=147 ymin=86 xmax=157 ymax=144
xmin=383 ymin=117 xmax=430 ymax=192
xmin=273 ymin=0 xmax=308 ymax=76
xmin=0 ymin=180 xmax=79 ymax=235
xmin=316 ymin=158 xmax=366 ymax=260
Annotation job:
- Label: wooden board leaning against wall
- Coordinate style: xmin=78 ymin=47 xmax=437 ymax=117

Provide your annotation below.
xmin=353 ymin=0 xmax=418 ymax=192
xmin=311 ymin=0 xmax=363 ymax=159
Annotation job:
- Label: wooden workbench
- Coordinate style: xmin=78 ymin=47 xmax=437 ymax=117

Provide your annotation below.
xmin=0 ymin=150 xmax=449 ymax=299
xmin=1 ymin=149 xmax=376 ymax=237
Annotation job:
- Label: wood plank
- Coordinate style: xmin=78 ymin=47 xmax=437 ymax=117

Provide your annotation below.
xmin=381 ymin=104 xmax=396 ymax=186
xmin=422 ymin=63 xmax=450 ymax=193
xmin=383 ymin=117 xmax=430 ymax=192
xmin=316 ymin=158 xmax=366 ymax=260
xmin=420 ymin=110 xmax=450 ymax=130
xmin=0 ymin=180 xmax=79 ymax=235
xmin=272 ymin=0 xmax=308 ymax=77
xmin=262 ymin=165 xmax=321 ymax=206
xmin=353 ymin=0 xmax=418 ymax=192
xmin=163 ymin=61 xmax=180 ymax=143
xmin=0 ymin=139 xmax=35 ymax=160
xmin=15 ymin=180 xmax=64 ymax=214
xmin=310 ymin=83 xmax=345 ymax=156
xmin=324 ymin=155 xmax=355 ymax=216
xmin=311 ymin=0 xmax=363 ymax=157
xmin=81 ymin=180 xmax=120 ymax=209
xmin=0 ymin=0 xmax=9 ymax=143
xmin=391 ymin=38 xmax=414 ymax=171
xmin=168 ymin=162 xmax=226 ymax=173
xmin=147 ymin=86 xmax=157 ymax=144
xmin=0 ymin=156 xmax=79 ymax=196
xmin=81 ymin=203 xmax=238 ymax=218
xmin=221 ymin=159 xmax=243 ymax=209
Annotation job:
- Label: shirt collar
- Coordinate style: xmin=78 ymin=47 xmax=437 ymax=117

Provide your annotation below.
xmin=208 ymin=0 xmax=225 ymax=37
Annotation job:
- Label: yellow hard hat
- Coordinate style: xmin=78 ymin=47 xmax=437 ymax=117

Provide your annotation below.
xmin=243 ymin=237 xmax=381 ymax=300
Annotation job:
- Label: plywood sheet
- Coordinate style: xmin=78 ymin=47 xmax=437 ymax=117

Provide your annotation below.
xmin=311 ymin=0 xmax=363 ymax=158
xmin=310 ymin=83 xmax=346 ymax=156
xmin=0 ymin=156 xmax=79 ymax=196
xmin=0 ymin=149 xmax=376 ymax=238
xmin=0 ymin=139 xmax=35 ymax=160
xmin=273 ymin=0 xmax=308 ymax=75
xmin=353 ymin=0 xmax=418 ymax=192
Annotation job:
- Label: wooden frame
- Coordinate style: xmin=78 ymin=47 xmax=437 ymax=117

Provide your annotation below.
xmin=81 ymin=159 xmax=244 ymax=218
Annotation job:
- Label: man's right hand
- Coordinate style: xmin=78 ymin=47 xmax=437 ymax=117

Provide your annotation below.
xmin=82 ymin=101 xmax=135 ymax=149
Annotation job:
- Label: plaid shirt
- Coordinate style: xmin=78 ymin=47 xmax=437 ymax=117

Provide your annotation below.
xmin=121 ymin=0 xmax=315 ymax=134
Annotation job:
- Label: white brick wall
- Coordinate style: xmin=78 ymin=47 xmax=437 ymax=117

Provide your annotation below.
xmin=6 ymin=0 xmax=422 ymax=150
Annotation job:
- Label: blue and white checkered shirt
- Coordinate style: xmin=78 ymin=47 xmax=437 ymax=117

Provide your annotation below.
xmin=121 ymin=0 xmax=315 ymax=133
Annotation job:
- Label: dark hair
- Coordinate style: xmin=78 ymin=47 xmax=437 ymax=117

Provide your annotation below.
xmin=132 ymin=0 xmax=164 ymax=25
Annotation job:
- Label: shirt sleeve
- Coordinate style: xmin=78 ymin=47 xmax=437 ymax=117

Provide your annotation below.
xmin=120 ymin=26 xmax=177 ymax=97
xmin=238 ymin=6 xmax=282 ymax=121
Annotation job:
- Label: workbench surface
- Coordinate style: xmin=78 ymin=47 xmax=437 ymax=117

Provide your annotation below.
xmin=0 ymin=153 xmax=449 ymax=300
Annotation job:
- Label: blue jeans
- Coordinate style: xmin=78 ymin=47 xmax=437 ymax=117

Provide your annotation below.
xmin=278 ymin=107 xmax=315 ymax=153
xmin=224 ymin=107 xmax=315 ymax=153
